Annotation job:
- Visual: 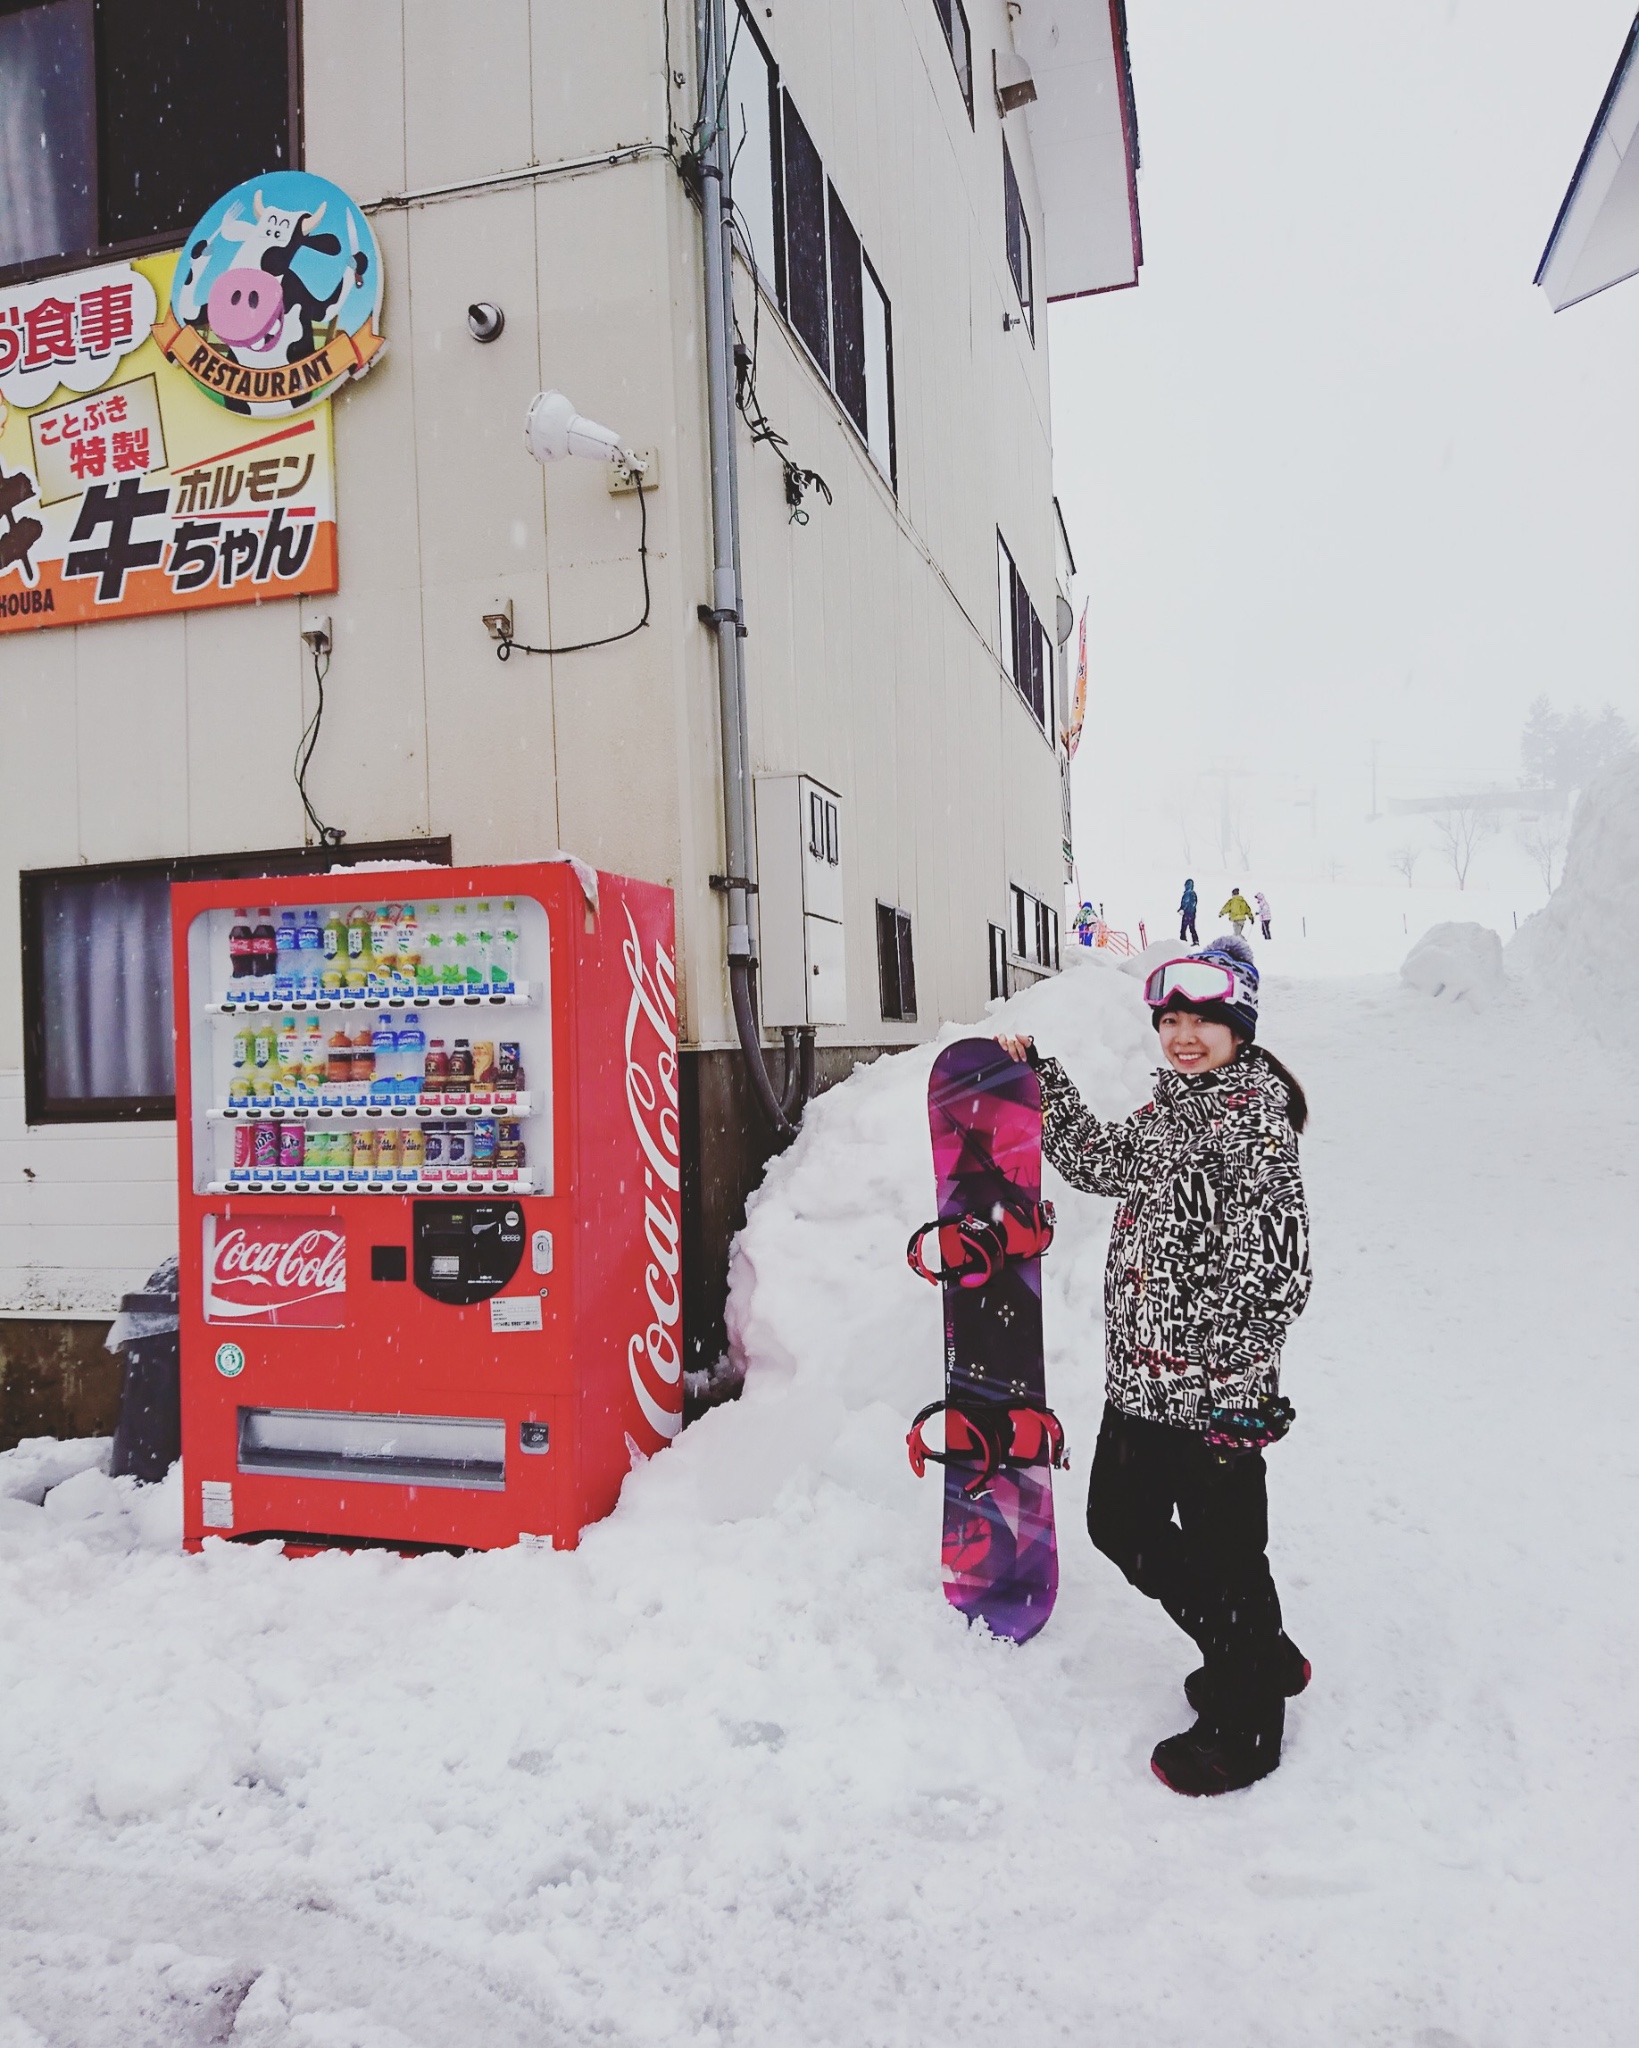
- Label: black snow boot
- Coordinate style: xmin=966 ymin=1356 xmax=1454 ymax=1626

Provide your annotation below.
xmin=1184 ymin=1632 xmax=1310 ymax=1716
xmin=1151 ymin=1704 xmax=1284 ymax=1797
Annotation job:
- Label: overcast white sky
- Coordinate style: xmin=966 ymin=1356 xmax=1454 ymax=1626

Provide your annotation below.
xmin=1050 ymin=0 xmax=1639 ymax=887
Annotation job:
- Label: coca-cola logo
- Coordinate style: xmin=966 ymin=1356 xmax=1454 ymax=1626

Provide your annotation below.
xmin=206 ymin=1216 xmax=347 ymax=1326
xmin=621 ymin=903 xmax=683 ymax=1443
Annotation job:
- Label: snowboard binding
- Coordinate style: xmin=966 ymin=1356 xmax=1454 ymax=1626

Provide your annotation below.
xmin=905 ymin=1199 xmax=1056 ymax=1290
xmin=907 ymin=1397 xmax=1068 ymax=1496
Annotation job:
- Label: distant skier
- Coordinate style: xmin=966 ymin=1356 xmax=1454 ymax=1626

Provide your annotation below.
xmin=1255 ymin=890 xmax=1273 ymax=941
xmin=996 ymin=935 xmax=1313 ymax=1795
xmin=1178 ymin=878 xmax=1199 ymax=944
xmin=1220 ymin=886 xmax=1253 ymax=935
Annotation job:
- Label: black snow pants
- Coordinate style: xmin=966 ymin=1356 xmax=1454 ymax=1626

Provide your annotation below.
xmin=1179 ymin=911 xmax=1199 ymax=943
xmin=1087 ymin=1403 xmax=1286 ymax=1730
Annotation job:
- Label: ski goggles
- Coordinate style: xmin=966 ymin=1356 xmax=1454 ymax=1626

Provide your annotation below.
xmin=1141 ymin=957 xmax=1238 ymax=1008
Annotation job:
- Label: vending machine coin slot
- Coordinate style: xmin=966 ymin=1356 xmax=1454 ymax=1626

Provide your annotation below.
xmin=412 ymin=1200 xmax=525 ymax=1305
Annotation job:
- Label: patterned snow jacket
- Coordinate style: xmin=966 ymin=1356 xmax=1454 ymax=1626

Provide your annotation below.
xmin=1036 ymin=1049 xmax=1312 ymax=1431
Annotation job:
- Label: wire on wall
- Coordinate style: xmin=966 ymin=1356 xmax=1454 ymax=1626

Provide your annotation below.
xmin=493 ymin=479 xmax=651 ymax=661
xmin=729 ymin=220 xmax=833 ymax=525
xmin=294 ymin=641 xmax=346 ymax=846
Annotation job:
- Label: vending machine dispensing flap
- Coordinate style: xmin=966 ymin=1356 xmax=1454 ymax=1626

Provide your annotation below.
xmin=412 ymin=1200 xmax=526 ymax=1305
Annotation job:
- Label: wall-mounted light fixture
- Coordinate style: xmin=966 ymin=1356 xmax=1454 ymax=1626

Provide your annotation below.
xmin=467 ymin=302 xmax=505 ymax=343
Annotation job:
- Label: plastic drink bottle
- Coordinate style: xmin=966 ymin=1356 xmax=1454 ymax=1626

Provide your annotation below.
xmin=370 ymin=904 xmax=398 ymax=991
xmin=461 ymin=906 xmax=485 ymax=990
xmin=349 ymin=1028 xmax=374 ymax=1104
xmin=346 ymin=905 xmax=373 ymax=979
xmin=251 ymin=910 xmax=277 ymax=997
xmin=301 ymin=1015 xmax=326 ymax=1096
xmin=447 ymin=1038 xmax=474 ymax=1096
xmin=423 ymin=1039 xmax=449 ymax=1097
xmin=416 ymin=905 xmax=441 ymax=989
xmin=445 ymin=905 xmax=470 ymax=989
xmin=276 ymin=1015 xmax=302 ymax=1100
xmin=229 ymin=911 xmax=256 ymax=984
xmin=474 ymin=903 xmax=495 ymax=988
xmin=326 ymin=1031 xmax=351 ymax=1099
xmin=320 ymin=907 xmax=348 ymax=990
xmin=296 ymin=909 xmax=322 ymax=996
xmin=230 ymin=1022 xmax=255 ymax=1098
xmin=274 ymin=913 xmax=300 ymax=1001
xmin=394 ymin=904 xmax=421 ymax=992
xmin=395 ymin=1015 xmax=427 ymax=1103
xmin=252 ymin=1018 xmax=278 ymax=1082
xmin=371 ymin=1012 xmax=399 ymax=1099
xmin=493 ymin=901 xmax=519 ymax=992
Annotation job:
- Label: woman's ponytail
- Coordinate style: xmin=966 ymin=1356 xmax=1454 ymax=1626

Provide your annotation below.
xmin=1252 ymin=1045 xmax=1308 ymax=1134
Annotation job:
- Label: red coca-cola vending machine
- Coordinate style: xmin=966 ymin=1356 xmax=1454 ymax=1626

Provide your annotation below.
xmin=172 ymin=860 xmax=681 ymax=1552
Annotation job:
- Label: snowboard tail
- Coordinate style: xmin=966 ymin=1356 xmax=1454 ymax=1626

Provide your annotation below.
xmin=907 ymin=1037 xmax=1063 ymax=1644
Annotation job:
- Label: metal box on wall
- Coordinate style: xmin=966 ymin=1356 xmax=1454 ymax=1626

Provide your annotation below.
xmin=755 ymin=775 xmax=846 ymax=1026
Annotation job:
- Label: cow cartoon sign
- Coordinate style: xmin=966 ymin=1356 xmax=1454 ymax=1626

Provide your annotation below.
xmin=155 ymin=172 xmax=385 ymax=418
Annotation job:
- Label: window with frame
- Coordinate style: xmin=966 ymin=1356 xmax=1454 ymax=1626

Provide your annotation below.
xmin=0 ymin=0 xmax=298 ymax=286
xmin=1009 ymin=885 xmax=1059 ymax=973
xmin=988 ymin=921 xmax=1009 ymax=1001
xmin=725 ymin=4 xmax=779 ymax=286
xmin=932 ymin=0 xmax=974 ymax=122
xmin=996 ymin=529 xmax=1049 ymax=729
xmin=1002 ymin=138 xmax=1034 ymax=338
xmin=876 ymin=902 xmax=917 ymax=1022
xmin=21 ymin=837 xmax=451 ymax=1123
xmin=769 ymin=80 xmax=896 ymax=487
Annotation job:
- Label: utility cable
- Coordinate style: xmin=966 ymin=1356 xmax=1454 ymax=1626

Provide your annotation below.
xmin=494 ymin=479 xmax=651 ymax=660
xmin=294 ymin=641 xmax=346 ymax=846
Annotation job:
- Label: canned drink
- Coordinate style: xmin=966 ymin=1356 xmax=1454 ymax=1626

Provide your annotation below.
xmin=304 ymin=1128 xmax=330 ymax=1179
xmin=444 ymin=1128 xmax=469 ymax=1177
xmin=252 ymin=1123 xmax=279 ymax=1174
xmin=496 ymin=1043 xmax=524 ymax=1093
xmin=495 ymin=1130 xmax=527 ymax=1170
xmin=279 ymin=1122 xmax=306 ymax=1172
xmin=471 ymin=1041 xmax=496 ymax=1089
xmin=352 ymin=1127 xmax=378 ymax=1176
xmin=400 ymin=1125 xmax=426 ymax=1174
xmin=470 ymin=1118 xmax=498 ymax=1167
xmin=422 ymin=1127 xmax=445 ymax=1174
xmin=377 ymin=1125 xmax=402 ymax=1174
xmin=232 ymin=1123 xmax=255 ymax=1178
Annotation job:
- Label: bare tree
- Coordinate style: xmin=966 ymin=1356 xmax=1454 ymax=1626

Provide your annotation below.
xmin=1516 ymin=811 xmax=1567 ymax=893
xmin=1431 ymin=804 xmax=1497 ymax=890
xmin=1388 ymin=844 xmax=1420 ymax=887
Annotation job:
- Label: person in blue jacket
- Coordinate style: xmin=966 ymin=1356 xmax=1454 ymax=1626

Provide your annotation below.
xmin=1178 ymin=879 xmax=1199 ymax=944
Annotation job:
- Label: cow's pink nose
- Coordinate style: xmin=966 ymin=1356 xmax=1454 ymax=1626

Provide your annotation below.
xmin=208 ymin=270 xmax=283 ymax=347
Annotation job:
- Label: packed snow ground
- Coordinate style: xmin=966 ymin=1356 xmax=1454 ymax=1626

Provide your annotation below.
xmin=3 ymin=951 xmax=1637 ymax=2046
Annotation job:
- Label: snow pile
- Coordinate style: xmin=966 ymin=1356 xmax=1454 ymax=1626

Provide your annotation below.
xmin=1399 ymin=920 xmax=1506 ymax=1008
xmin=1511 ymin=748 xmax=1639 ymax=1019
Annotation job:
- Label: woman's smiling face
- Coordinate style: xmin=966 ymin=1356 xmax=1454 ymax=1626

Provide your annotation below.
xmin=1157 ymin=1008 xmax=1241 ymax=1075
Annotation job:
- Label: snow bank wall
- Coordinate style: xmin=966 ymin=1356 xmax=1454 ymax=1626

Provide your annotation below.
xmin=1510 ymin=751 xmax=1639 ymax=1016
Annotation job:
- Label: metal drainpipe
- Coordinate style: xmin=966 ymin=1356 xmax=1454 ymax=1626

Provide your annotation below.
xmin=698 ymin=0 xmax=809 ymax=1137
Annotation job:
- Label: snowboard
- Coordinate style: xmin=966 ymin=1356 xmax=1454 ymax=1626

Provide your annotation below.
xmin=906 ymin=1037 xmax=1061 ymax=1644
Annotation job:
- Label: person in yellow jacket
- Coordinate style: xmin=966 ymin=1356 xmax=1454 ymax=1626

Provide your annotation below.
xmin=1220 ymin=887 xmax=1254 ymax=935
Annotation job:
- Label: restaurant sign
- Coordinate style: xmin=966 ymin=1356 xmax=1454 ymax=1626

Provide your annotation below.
xmin=0 ymin=172 xmax=381 ymax=633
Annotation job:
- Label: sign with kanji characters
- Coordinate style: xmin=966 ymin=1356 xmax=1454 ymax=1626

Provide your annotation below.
xmin=154 ymin=171 xmax=385 ymax=418
xmin=0 ymin=249 xmax=337 ymax=633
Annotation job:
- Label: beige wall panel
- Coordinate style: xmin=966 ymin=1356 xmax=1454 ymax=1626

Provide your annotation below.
xmin=303 ymin=0 xmax=407 ymax=199
xmin=328 ymin=217 xmax=423 ymax=599
xmin=182 ymin=601 xmax=308 ymax=855
xmin=529 ymin=0 xmax=665 ymax=162
xmin=402 ymin=0 xmax=535 ymax=191
xmin=73 ymin=614 xmax=190 ymax=865
xmin=307 ymin=591 xmax=432 ymax=845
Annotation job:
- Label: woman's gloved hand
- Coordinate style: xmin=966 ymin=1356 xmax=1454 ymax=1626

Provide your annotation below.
xmin=1204 ymin=1393 xmax=1295 ymax=1462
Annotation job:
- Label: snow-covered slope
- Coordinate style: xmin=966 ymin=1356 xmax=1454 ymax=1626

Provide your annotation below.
xmin=1510 ymin=748 xmax=1639 ymax=1015
xmin=2 ymin=960 xmax=1636 ymax=2045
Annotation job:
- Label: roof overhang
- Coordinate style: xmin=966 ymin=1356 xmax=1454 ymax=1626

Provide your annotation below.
xmin=1536 ymin=11 xmax=1639 ymax=310
xmin=1011 ymin=0 xmax=1143 ymax=301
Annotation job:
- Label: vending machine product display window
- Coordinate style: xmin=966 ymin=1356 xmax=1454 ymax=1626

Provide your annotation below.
xmin=172 ymin=863 xmax=680 ymax=1556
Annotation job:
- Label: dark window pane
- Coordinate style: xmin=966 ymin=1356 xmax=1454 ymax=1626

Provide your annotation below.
xmin=952 ymin=0 xmax=973 ymax=114
xmin=781 ymin=91 xmax=829 ymax=373
xmin=895 ymin=913 xmax=917 ymax=1021
xmin=0 ymin=0 xmax=96 ymax=270
xmin=1003 ymin=140 xmax=1032 ymax=333
xmin=876 ymin=901 xmax=900 ymax=1018
xmin=40 ymin=867 xmax=173 ymax=1104
xmin=828 ymin=183 xmax=866 ymax=434
xmin=988 ymin=922 xmax=1008 ymax=1001
xmin=96 ymin=0 xmax=292 ymax=247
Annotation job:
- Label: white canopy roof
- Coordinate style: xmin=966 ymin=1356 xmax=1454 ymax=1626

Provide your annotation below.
xmin=1011 ymin=0 xmax=1143 ymax=301
xmin=1537 ymin=14 xmax=1639 ymax=311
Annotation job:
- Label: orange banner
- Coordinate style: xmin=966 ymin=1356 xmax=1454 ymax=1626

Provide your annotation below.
xmin=153 ymin=312 xmax=386 ymax=408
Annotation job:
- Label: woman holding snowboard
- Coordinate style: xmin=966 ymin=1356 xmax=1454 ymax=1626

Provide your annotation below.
xmin=996 ymin=936 xmax=1312 ymax=1795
